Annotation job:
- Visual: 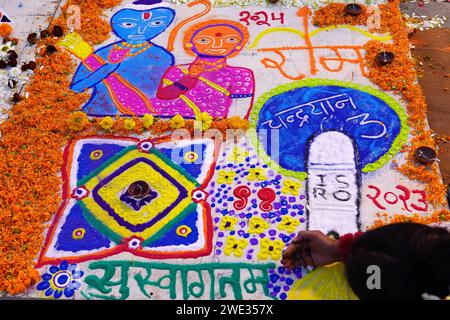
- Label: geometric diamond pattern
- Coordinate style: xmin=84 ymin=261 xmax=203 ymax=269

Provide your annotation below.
xmin=36 ymin=136 xmax=220 ymax=267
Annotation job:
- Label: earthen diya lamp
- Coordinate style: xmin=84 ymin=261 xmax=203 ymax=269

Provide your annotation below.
xmin=46 ymin=45 xmax=57 ymax=55
xmin=40 ymin=30 xmax=50 ymax=39
xmin=415 ymin=146 xmax=437 ymax=164
xmin=127 ymin=180 xmax=151 ymax=199
xmin=345 ymin=3 xmax=363 ymax=16
xmin=52 ymin=25 xmax=64 ymax=38
xmin=27 ymin=33 xmax=38 ymax=45
xmin=12 ymin=93 xmax=22 ymax=103
xmin=377 ymin=51 xmax=395 ymax=66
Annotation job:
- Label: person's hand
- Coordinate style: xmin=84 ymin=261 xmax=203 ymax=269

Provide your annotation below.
xmin=281 ymin=230 xmax=341 ymax=269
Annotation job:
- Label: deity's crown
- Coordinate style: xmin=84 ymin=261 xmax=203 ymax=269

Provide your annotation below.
xmin=126 ymin=0 xmax=172 ymax=10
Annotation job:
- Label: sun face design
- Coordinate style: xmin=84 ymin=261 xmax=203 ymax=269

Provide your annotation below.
xmin=183 ymin=20 xmax=250 ymax=59
xmin=191 ymin=25 xmax=243 ymax=57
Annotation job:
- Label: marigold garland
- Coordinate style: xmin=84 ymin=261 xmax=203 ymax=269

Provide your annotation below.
xmin=371 ymin=0 xmax=447 ymax=206
xmin=0 ymin=0 xmax=110 ymax=295
xmin=312 ymin=3 xmax=368 ymax=27
xmin=70 ymin=114 xmax=250 ymax=139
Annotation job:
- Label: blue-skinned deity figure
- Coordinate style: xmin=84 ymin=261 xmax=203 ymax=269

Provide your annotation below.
xmin=62 ymin=2 xmax=176 ymax=116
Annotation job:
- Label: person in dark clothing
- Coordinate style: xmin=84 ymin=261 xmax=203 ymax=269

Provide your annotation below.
xmin=281 ymin=222 xmax=450 ymax=300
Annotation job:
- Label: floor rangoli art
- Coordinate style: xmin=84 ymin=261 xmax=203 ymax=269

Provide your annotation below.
xmin=0 ymin=0 xmax=449 ymax=300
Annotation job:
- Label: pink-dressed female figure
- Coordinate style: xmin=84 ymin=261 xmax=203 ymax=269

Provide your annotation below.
xmin=149 ymin=19 xmax=255 ymax=119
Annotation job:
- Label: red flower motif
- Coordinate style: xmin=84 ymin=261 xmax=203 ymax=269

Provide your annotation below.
xmin=70 ymin=186 xmax=89 ymax=200
xmin=125 ymin=236 xmax=143 ymax=250
xmin=137 ymin=139 xmax=154 ymax=153
xmin=191 ymin=188 xmax=208 ymax=203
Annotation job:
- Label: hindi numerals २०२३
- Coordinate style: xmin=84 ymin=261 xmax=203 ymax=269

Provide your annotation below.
xmin=366 ymin=185 xmax=429 ymax=212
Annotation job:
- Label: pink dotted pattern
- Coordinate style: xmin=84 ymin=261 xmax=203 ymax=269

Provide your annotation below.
xmin=150 ymin=64 xmax=255 ymax=118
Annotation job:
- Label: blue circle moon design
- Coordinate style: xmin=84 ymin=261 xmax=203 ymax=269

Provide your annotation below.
xmin=255 ymin=83 xmax=406 ymax=173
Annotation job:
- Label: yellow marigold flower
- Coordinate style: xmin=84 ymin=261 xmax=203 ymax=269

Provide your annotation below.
xmin=217 ymin=170 xmax=236 ymax=184
xmin=228 ymin=116 xmax=250 ymax=130
xmin=142 ymin=114 xmax=154 ymax=129
xmin=123 ymin=118 xmax=136 ymax=131
xmin=277 ymin=215 xmax=300 ymax=234
xmin=248 ymin=216 xmax=269 ymax=235
xmin=247 ymin=167 xmax=266 ymax=181
xmin=195 ymin=112 xmax=213 ymax=131
xmin=68 ymin=111 xmax=90 ymax=132
xmin=224 ymin=236 xmax=248 ymax=257
xmin=219 ymin=216 xmax=238 ymax=231
xmin=257 ymin=238 xmax=284 ymax=261
xmin=170 ymin=114 xmax=185 ymax=129
xmin=282 ymin=180 xmax=302 ymax=196
xmin=99 ymin=116 xmax=114 ymax=131
xmin=227 ymin=147 xmax=249 ymax=163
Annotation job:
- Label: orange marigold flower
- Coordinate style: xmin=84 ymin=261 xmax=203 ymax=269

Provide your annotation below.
xmin=227 ymin=116 xmax=250 ymax=130
xmin=0 ymin=23 xmax=13 ymax=37
xmin=312 ymin=3 xmax=368 ymax=27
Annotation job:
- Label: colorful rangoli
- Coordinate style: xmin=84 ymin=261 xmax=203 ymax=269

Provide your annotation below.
xmin=0 ymin=0 xmax=448 ymax=300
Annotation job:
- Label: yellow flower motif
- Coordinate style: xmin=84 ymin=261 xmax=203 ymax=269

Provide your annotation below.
xmin=184 ymin=151 xmax=198 ymax=163
xmin=68 ymin=111 xmax=90 ymax=132
xmin=217 ymin=170 xmax=236 ymax=184
xmin=224 ymin=236 xmax=248 ymax=257
xmin=247 ymin=167 xmax=266 ymax=181
xmin=277 ymin=215 xmax=300 ymax=234
xmin=170 ymin=114 xmax=185 ymax=129
xmin=99 ymin=116 xmax=114 ymax=131
xmin=89 ymin=150 xmax=103 ymax=161
xmin=176 ymin=225 xmax=192 ymax=238
xmin=123 ymin=118 xmax=136 ymax=131
xmin=142 ymin=114 xmax=154 ymax=129
xmin=219 ymin=216 xmax=238 ymax=231
xmin=227 ymin=147 xmax=249 ymax=163
xmin=248 ymin=216 xmax=269 ymax=235
xmin=258 ymin=238 xmax=285 ymax=261
xmin=194 ymin=112 xmax=213 ymax=131
xmin=72 ymin=228 xmax=85 ymax=240
xmin=282 ymin=180 xmax=302 ymax=196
